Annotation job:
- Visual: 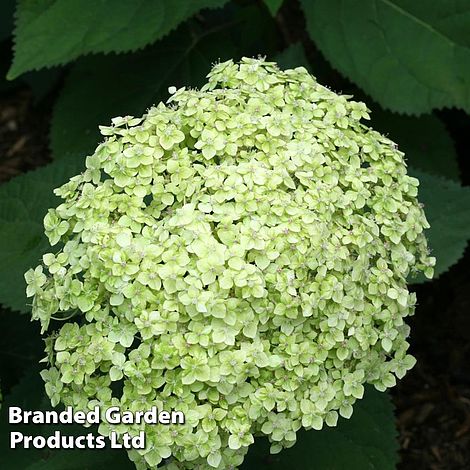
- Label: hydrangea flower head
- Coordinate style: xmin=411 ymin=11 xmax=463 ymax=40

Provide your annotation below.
xmin=26 ymin=57 xmax=434 ymax=469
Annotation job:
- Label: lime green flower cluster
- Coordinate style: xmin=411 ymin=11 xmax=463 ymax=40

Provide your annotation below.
xmin=26 ymin=57 xmax=434 ymax=469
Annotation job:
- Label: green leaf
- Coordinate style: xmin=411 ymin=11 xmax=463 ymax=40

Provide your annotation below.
xmin=275 ymin=43 xmax=309 ymax=70
xmin=300 ymin=0 xmax=470 ymax=114
xmin=412 ymin=169 xmax=470 ymax=280
xmin=263 ymin=0 xmax=283 ymax=16
xmin=371 ymin=111 xmax=460 ymax=181
xmin=0 ymin=368 xmax=133 ymax=469
xmin=8 ymin=0 xmax=228 ymax=79
xmin=243 ymin=387 xmax=398 ymax=469
xmin=50 ymin=24 xmax=237 ymax=159
xmin=0 ymin=158 xmax=83 ymax=313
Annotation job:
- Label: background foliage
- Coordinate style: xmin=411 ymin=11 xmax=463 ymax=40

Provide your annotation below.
xmin=0 ymin=0 xmax=469 ymax=468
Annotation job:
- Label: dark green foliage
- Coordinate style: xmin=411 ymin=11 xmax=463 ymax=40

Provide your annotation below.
xmin=0 ymin=0 xmax=15 ymax=41
xmin=8 ymin=0 xmax=229 ymax=79
xmin=300 ymin=0 xmax=470 ymax=114
xmin=409 ymin=170 xmax=470 ymax=278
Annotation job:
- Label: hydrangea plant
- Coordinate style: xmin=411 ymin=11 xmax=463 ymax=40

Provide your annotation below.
xmin=25 ymin=57 xmax=435 ymax=469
